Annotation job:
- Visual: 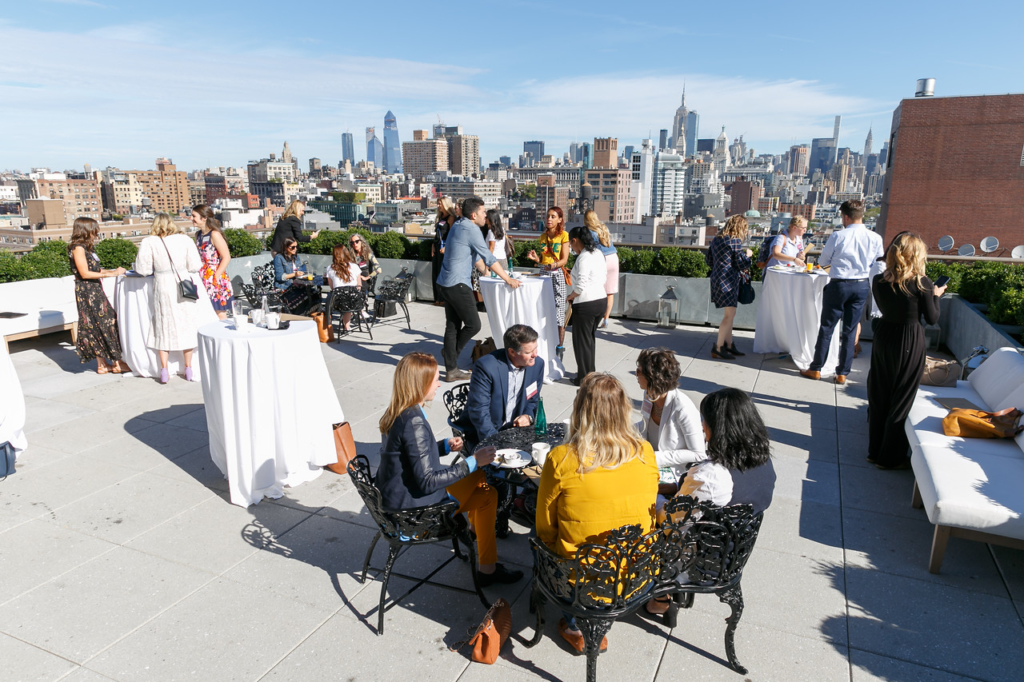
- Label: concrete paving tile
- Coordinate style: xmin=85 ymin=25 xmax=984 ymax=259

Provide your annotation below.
xmin=0 ymin=547 xmax=213 ymax=664
xmin=753 ymin=369 xmax=838 ymax=404
xmin=768 ymin=426 xmax=839 ymax=463
xmin=771 ymin=456 xmax=840 ymax=507
xmin=49 ymin=472 xmax=215 ymax=544
xmin=679 ymin=356 xmax=760 ymax=394
xmin=130 ymin=401 xmax=205 ymax=426
xmin=146 ymin=445 xmax=227 ymax=490
xmin=683 ymin=547 xmax=848 ymax=645
xmin=0 ymin=519 xmax=115 ymax=605
xmin=163 ymin=408 xmax=208 ymax=433
xmin=845 ymin=567 xmax=1024 ymax=682
xmin=843 ymin=507 xmax=1007 ymax=598
xmin=21 ymin=399 xmax=97 ymax=436
xmin=991 ymin=545 xmax=1024 ymax=603
xmin=837 ymin=401 xmax=870 ymax=435
xmin=753 ymin=396 xmax=837 ymax=436
xmin=113 ymin=421 xmax=210 ymax=462
xmin=59 ymin=668 xmax=120 ymax=681
xmin=263 ymin=611 xmax=471 ymax=682
xmin=757 ymin=497 xmax=844 ymax=563
xmin=125 ymin=495 xmax=311 ymax=575
xmin=0 ymin=456 xmax=140 ymax=519
xmin=318 ymin=487 xmax=382 ymax=530
xmin=850 ymin=649 xmax=981 ymax=681
xmin=1 ymin=632 xmax=79 ymax=682
xmin=838 ymin=465 xmax=923 ymax=521
xmin=270 ymin=468 xmax=355 ymax=514
xmin=3 ymin=444 xmax=70 ymax=474
xmin=222 ymin=513 xmax=379 ymax=609
xmin=25 ymin=408 xmax=155 ymax=455
xmin=47 ymin=377 xmax=167 ymax=412
xmin=19 ymin=371 xmax=112 ymax=401
xmin=656 ymin=609 xmax=851 ymax=682
xmin=838 ymin=429 xmax=876 ymax=468
xmin=86 ymin=577 xmax=333 ymax=682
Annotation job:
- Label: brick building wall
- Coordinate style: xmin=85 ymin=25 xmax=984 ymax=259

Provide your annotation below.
xmin=877 ymin=94 xmax=1024 ymax=255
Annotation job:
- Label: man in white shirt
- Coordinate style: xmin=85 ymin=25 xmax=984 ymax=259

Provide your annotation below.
xmin=801 ymin=200 xmax=884 ymax=384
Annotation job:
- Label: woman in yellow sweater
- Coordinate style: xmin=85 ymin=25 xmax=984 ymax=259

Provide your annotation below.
xmin=535 ymin=372 xmax=659 ymax=654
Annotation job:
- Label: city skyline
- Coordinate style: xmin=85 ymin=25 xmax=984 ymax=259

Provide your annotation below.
xmin=3 ymin=1 xmax=1023 ymax=170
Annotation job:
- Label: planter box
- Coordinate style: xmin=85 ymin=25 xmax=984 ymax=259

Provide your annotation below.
xmin=707 ymin=281 xmax=763 ymax=331
xmin=621 ymin=274 xmax=710 ymax=325
xmin=941 ymin=294 xmax=1022 ymax=360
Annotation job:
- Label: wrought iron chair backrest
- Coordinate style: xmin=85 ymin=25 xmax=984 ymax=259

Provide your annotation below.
xmin=376 ymin=268 xmax=413 ymax=302
xmin=331 ymin=287 xmax=368 ymax=315
xmin=443 ymin=383 xmax=471 ymax=425
xmin=347 ymin=455 xmax=462 ymax=544
xmin=242 ymin=263 xmax=280 ymax=307
xmin=661 ymin=496 xmax=763 ymax=588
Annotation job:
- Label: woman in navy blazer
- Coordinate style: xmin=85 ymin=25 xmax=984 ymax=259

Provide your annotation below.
xmin=456 ymin=325 xmax=545 ymax=446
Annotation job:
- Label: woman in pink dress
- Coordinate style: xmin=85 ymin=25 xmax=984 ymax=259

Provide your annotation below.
xmin=191 ymin=204 xmax=233 ymax=319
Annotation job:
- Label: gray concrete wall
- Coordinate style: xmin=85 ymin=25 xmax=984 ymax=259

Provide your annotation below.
xmin=942 ymin=294 xmax=1022 ymax=359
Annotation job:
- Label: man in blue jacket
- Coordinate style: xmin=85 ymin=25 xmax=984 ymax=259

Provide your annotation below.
xmin=457 ymin=324 xmax=545 ymax=447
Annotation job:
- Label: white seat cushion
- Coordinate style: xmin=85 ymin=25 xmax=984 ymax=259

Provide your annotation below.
xmin=968 ymin=347 xmax=1024 ymax=410
xmin=912 ymin=448 xmax=1024 ymax=539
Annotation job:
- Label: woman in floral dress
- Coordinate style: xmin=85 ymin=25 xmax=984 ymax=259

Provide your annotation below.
xmin=191 ymin=205 xmax=233 ymax=318
xmin=67 ymin=217 xmax=130 ymax=374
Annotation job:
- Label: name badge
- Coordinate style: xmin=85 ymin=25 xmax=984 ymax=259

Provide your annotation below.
xmin=526 ymin=381 xmax=538 ymax=399
xmin=641 ymin=398 xmax=652 ymax=419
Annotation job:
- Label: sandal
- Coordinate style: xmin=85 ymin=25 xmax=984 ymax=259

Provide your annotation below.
xmin=112 ymin=360 xmax=131 ymax=374
xmin=96 ymin=362 xmax=111 ymax=375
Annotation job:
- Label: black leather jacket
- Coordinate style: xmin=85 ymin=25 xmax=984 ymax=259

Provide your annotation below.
xmin=269 ymin=215 xmax=310 ymax=254
xmin=376 ymin=407 xmax=470 ymax=510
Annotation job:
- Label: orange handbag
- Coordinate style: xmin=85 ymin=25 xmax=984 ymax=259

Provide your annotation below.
xmin=450 ymin=598 xmax=511 ymax=664
xmin=327 ymin=422 xmax=357 ymax=474
xmin=942 ymin=407 xmax=1024 ymax=439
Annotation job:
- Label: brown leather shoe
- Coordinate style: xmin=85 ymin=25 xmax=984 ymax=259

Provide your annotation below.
xmin=835 ymin=374 xmax=847 ymax=384
xmin=799 ymin=369 xmax=820 ymax=380
xmin=558 ymin=618 xmax=608 ymax=654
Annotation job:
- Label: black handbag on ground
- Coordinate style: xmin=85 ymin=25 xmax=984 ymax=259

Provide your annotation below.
xmin=738 ymin=273 xmax=755 ymax=305
xmin=160 ymin=237 xmax=199 ymax=301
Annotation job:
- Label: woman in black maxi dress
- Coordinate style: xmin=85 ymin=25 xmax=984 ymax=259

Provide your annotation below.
xmin=867 ymin=234 xmax=944 ymax=468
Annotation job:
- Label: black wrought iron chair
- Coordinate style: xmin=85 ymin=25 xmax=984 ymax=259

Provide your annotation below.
xmin=652 ymin=496 xmax=764 ymax=675
xmin=526 ymin=522 xmax=670 ymax=682
xmin=442 ymin=383 xmax=471 ymax=437
xmin=373 ymin=268 xmax=414 ymax=329
xmin=329 ymin=287 xmax=372 ymax=340
xmin=241 ymin=263 xmax=282 ymax=309
xmin=346 ymin=456 xmax=489 ymax=635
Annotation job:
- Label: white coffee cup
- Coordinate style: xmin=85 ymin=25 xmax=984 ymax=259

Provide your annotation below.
xmin=532 ymin=442 xmax=551 ymax=467
xmin=266 ymin=312 xmax=280 ymax=330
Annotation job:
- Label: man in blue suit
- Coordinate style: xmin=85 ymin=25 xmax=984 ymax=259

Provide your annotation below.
xmin=457 ymin=324 xmax=545 ymax=447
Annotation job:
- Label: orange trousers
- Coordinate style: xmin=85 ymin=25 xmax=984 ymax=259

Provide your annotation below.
xmin=446 ymin=470 xmax=498 ymax=565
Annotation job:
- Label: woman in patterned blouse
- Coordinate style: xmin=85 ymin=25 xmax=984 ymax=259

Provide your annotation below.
xmin=705 ymin=215 xmax=752 ymax=360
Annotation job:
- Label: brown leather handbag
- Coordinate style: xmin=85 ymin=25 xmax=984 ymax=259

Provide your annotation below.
xmin=327 ymin=422 xmax=357 ymax=474
xmin=310 ymin=311 xmax=334 ymax=343
xmin=450 ymin=598 xmax=511 ymax=664
xmin=942 ymin=407 xmax=1024 ymax=439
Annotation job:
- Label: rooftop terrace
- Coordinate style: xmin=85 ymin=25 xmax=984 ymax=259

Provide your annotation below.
xmin=3 ymin=302 xmax=1023 ymax=682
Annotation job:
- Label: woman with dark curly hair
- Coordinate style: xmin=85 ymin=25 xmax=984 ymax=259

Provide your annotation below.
xmin=634 ymin=348 xmax=706 ymax=485
xmin=646 ymin=387 xmax=775 ymax=619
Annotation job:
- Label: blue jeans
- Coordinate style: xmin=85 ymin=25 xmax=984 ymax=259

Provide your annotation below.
xmin=810 ymin=279 xmax=869 ymax=376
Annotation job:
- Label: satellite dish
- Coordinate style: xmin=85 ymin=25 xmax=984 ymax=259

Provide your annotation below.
xmin=1012 ymin=245 xmax=1024 ymax=260
xmin=980 ymin=236 xmax=999 ymax=253
xmin=958 ymin=244 xmax=975 ymax=257
xmin=937 ymin=235 xmax=954 ymax=252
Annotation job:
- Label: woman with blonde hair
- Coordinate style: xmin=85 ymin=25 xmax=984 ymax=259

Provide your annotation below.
xmin=432 ymin=197 xmax=457 ymax=305
xmin=269 ymin=200 xmax=319 ymax=255
xmin=536 ymin=372 xmax=659 ymax=653
xmin=375 ymin=352 xmax=523 ymax=587
xmin=866 ymin=232 xmax=945 ymax=469
xmin=135 ymin=213 xmax=202 ymax=383
xmin=67 ymin=217 xmax=129 ymax=374
xmin=584 ymin=210 xmax=619 ymax=328
xmin=705 ymin=215 xmax=753 ymax=359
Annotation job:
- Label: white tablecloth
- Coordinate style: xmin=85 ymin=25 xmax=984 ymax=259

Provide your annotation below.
xmin=753 ymin=269 xmax=841 ymax=376
xmin=0 ymin=341 xmax=27 ymax=460
xmin=112 ymin=274 xmax=218 ymax=379
xmin=197 ymin=319 xmax=344 ymax=507
xmin=479 ymin=276 xmax=566 ymax=384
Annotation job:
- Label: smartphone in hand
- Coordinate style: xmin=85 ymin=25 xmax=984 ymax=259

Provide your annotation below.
xmin=933 ymin=275 xmax=951 ymax=289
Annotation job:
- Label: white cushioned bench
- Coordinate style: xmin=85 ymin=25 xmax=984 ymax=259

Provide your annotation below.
xmin=0 ymin=276 xmax=79 ymax=351
xmin=906 ymin=347 xmax=1024 ymax=573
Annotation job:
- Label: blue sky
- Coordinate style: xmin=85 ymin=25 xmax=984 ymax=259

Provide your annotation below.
xmin=3 ymin=0 xmax=1023 ymax=172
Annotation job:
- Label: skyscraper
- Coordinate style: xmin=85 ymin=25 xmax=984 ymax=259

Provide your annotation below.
xmin=712 ymin=127 xmax=730 ymax=175
xmin=341 ymin=132 xmax=355 ymax=165
xmin=809 ymin=138 xmax=837 ymax=175
xmin=833 ymin=115 xmax=842 ymax=148
xmin=863 ymin=126 xmax=873 ymax=159
xmin=651 ymin=151 xmax=686 ymax=217
xmin=685 ymin=110 xmax=699 ymax=160
xmin=670 ymin=88 xmax=689 ymax=156
xmin=631 ymin=139 xmax=656 ymax=221
xmin=523 ymin=141 xmax=544 ymax=167
xmin=382 ymin=111 xmax=402 ymax=174
xmin=658 ymin=129 xmax=668 ymax=151
xmin=593 ymin=138 xmax=618 ymax=169
xmin=366 ymin=127 xmax=383 ymax=169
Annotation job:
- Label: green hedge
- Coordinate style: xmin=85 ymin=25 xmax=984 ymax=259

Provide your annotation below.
xmin=95 ymin=238 xmax=138 ymax=270
xmin=925 ymin=261 xmax=1024 ymax=325
xmin=0 ymin=241 xmax=72 ymax=282
xmin=223 ymin=229 xmax=264 ymax=257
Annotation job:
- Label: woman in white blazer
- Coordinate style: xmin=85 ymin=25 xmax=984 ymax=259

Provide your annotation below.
xmin=634 ymin=348 xmax=707 ymax=487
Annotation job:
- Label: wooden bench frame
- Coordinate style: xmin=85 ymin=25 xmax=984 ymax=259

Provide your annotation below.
xmin=912 ymin=480 xmax=1024 ymax=573
xmin=3 ymin=321 xmax=77 ymax=352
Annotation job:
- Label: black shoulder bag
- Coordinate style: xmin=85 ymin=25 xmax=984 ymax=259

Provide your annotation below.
xmin=160 ymin=237 xmax=199 ymax=301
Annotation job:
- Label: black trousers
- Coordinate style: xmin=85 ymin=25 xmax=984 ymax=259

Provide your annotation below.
xmin=438 ymin=283 xmax=481 ymax=372
xmin=431 ymin=250 xmax=444 ymax=303
xmin=810 ymin=279 xmax=869 ymax=376
xmin=571 ymin=298 xmax=605 ymax=381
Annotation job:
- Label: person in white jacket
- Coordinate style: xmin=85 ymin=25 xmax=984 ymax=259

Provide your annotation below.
xmin=565 ymin=226 xmax=607 ymax=385
xmin=634 ymin=348 xmax=707 ymax=492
